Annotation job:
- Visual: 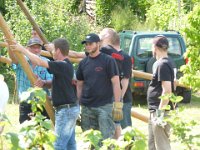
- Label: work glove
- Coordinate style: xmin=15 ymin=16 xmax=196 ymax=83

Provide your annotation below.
xmin=112 ymin=102 xmax=123 ymax=121
xmin=152 ymin=109 xmax=167 ymax=128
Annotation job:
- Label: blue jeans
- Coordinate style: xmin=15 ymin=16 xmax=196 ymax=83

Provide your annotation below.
xmin=54 ymin=105 xmax=80 ymax=150
xmin=121 ymin=102 xmax=132 ymax=129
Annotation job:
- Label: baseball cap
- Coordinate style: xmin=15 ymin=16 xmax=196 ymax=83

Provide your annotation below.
xmin=27 ymin=38 xmax=42 ymax=47
xmin=81 ymin=33 xmax=100 ymax=44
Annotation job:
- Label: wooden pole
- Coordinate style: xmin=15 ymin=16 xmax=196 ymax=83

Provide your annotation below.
xmin=131 ymin=109 xmax=148 ymax=123
xmin=0 ymin=41 xmax=82 ymax=63
xmin=16 ymin=0 xmax=48 ymax=44
xmin=0 ymin=13 xmax=55 ymax=125
xmin=132 ymin=70 xmax=189 ymax=88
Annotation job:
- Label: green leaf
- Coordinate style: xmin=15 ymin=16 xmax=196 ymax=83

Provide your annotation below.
xmin=4 ymin=132 xmax=20 ymax=149
xmin=40 ymin=120 xmax=52 ymax=130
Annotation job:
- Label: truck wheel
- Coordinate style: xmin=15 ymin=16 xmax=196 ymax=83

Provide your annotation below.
xmin=146 ymin=57 xmax=156 ymax=73
xmin=181 ymin=90 xmax=192 ymax=103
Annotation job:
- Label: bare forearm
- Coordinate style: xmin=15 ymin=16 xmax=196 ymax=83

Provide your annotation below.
xmin=21 ymin=48 xmax=48 ymax=68
xmin=112 ymin=76 xmax=121 ymax=102
xmin=121 ymin=78 xmax=129 ymax=98
xmin=8 ymin=49 xmax=18 ymax=64
xmin=43 ymin=80 xmax=52 ymax=89
xmin=77 ymin=81 xmax=83 ymax=101
xmin=159 ymin=81 xmax=172 ymax=109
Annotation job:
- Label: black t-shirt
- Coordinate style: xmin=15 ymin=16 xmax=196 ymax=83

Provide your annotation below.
xmin=86 ymin=45 xmax=124 ymax=79
xmin=76 ymin=53 xmax=119 ymax=107
xmin=48 ymin=58 xmax=77 ymax=107
xmin=119 ymin=50 xmax=133 ymax=103
xmin=101 ymin=45 xmax=124 ymax=79
xmin=147 ymin=57 xmax=174 ymax=110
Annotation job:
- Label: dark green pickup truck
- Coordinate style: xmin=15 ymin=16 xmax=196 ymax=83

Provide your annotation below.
xmin=119 ymin=30 xmax=191 ymax=103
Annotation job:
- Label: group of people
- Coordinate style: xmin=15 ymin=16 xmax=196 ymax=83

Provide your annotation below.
xmin=8 ymin=27 xmax=174 ymax=150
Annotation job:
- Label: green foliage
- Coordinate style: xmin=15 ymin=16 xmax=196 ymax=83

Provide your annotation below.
xmin=111 ymin=6 xmax=142 ymax=32
xmin=146 ymin=0 xmax=185 ymax=30
xmin=96 ymin=0 xmax=151 ymax=27
xmin=180 ymin=3 xmax=200 ymax=91
xmin=82 ymin=129 xmax=102 ymax=150
xmin=166 ymin=110 xmax=200 ymax=150
xmin=4 ymin=0 xmax=91 ymax=51
xmin=160 ymin=93 xmax=200 ymax=149
xmin=2 ymin=88 xmax=55 ymax=149
xmin=82 ymin=127 xmax=147 ymax=150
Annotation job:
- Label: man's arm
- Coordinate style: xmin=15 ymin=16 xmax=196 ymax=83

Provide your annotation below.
xmin=111 ymin=75 xmax=121 ymax=102
xmin=120 ymin=78 xmax=129 ymax=98
xmin=10 ymin=44 xmax=49 ymax=68
xmin=34 ymin=78 xmax=52 ymax=89
xmin=8 ymin=47 xmax=18 ymax=64
xmin=76 ymin=80 xmax=84 ymax=102
xmin=159 ymin=81 xmax=172 ymax=109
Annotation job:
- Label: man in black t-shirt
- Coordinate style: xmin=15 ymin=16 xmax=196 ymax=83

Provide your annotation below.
xmin=99 ymin=28 xmax=133 ymax=138
xmin=147 ymin=35 xmax=174 ymax=150
xmin=76 ymin=33 xmax=122 ymax=139
xmin=11 ymin=38 xmax=80 ymax=150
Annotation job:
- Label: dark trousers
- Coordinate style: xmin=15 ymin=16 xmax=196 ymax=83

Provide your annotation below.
xmin=19 ymin=102 xmax=49 ymax=124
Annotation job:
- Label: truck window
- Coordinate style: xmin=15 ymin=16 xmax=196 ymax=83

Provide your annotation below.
xmin=123 ymin=37 xmax=132 ymax=54
xmin=137 ymin=37 xmax=182 ymax=58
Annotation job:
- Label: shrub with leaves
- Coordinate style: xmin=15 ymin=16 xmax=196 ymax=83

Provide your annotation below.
xmin=81 ymin=127 xmax=147 ymax=150
xmin=180 ymin=2 xmax=200 ymax=91
xmin=3 ymin=88 xmax=56 ymax=150
xmin=160 ymin=93 xmax=200 ymax=149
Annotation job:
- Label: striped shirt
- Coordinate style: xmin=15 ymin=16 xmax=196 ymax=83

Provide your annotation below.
xmin=13 ymin=56 xmax=52 ymax=101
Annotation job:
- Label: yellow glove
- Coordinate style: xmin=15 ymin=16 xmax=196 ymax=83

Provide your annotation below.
xmin=112 ymin=102 xmax=123 ymax=121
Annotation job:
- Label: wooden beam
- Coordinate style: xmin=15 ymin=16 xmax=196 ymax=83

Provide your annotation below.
xmin=16 ymin=0 xmax=48 ymax=44
xmin=0 ymin=41 xmax=82 ymax=63
xmin=132 ymin=70 xmax=189 ymax=88
xmin=131 ymin=109 xmax=149 ymax=123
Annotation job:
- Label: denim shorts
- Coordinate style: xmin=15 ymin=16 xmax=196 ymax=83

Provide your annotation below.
xmin=81 ymin=103 xmax=115 ymax=139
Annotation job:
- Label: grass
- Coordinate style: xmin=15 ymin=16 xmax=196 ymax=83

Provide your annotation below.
xmin=1 ymin=93 xmax=200 ymax=150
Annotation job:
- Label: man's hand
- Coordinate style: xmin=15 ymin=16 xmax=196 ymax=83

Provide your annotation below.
xmin=152 ymin=109 xmax=167 ymax=128
xmin=112 ymin=102 xmax=123 ymax=121
xmin=44 ymin=43 xmax=54 ymax=52
xmin=34 ymin=77 xmax=45 ymax=88
xmin=9 ymin=43 xmax=26 ymax=53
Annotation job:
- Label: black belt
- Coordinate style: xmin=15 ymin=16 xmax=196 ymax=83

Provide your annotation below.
xmin=54 ymin=103 xmax=77 ymax=111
